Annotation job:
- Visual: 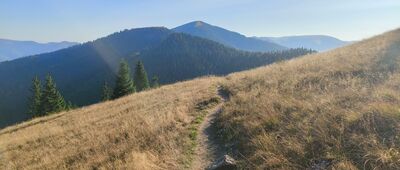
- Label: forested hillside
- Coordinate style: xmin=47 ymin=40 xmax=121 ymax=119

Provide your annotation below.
xmin=135 ymin=33 xmax=312 ymax=84
xmin=0 ymin=29 xmax=312 ymax=128
xmin=0 ymin=27 xmax=172 ymax=127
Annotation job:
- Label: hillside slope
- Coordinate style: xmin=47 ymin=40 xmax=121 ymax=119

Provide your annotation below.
xmin=0 ymin=77 xmax=222 ymax=169
xmin=0 ymin=39 xmax=78 ymax=62
xmin=217 ymin=28 xmax=400 ymax=169
xmin=173 ymin=21 xmax=286 ymax=52
xmin=1 ymin=28 xmax=399 ymax=169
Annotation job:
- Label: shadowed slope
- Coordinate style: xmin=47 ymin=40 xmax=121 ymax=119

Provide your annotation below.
xmin=0 ymin=27 xmax=171 ymax=128
xmin=135 ymin=33 xmax=312 ymax=84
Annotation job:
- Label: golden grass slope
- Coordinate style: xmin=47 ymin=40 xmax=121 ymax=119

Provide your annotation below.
xmin=0 ymin=77 xmax=221 ymax=169
xmin=1 ymin=28 xmax=400 ymax=170
xmin=217 ymin=28 xmax=400 ymax=169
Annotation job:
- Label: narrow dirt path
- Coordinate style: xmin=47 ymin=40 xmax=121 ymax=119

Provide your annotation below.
xmin=191 ymin=87 xmax=229 ymax=170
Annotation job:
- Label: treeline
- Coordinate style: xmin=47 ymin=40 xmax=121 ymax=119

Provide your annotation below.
xmin=28 ymin=74 xmax=73 ymax=117
xmin=137 ymin=33 xmax=316 ymax=84
xmin=101 ymin=60 xmax=159 ymax=101
xmin=28 ymin=60 xmax=158 ymax=118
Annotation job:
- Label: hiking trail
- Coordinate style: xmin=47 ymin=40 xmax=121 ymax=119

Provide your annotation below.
xmin=191 ymin=86 xmax=230 ymax=170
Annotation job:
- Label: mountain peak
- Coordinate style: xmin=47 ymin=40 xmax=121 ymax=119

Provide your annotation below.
xmin=193 ymin=21 xmax=205 ymax=27
xmin=173 ymin=21 xmax=286 ymax=52
xmin=178 ymin=21 xmax=210 ymax=28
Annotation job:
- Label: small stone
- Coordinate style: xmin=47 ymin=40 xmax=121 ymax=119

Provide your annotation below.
xmin=208 ymin=155 xmax=237 ymax=170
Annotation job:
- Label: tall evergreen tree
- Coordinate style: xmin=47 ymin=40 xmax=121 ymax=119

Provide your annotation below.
xmin=101 ymin=81 xmax=112 ymax=101
xmin=113 ymin=60 xmax=135 ymax=99
xmin=134 ymin=61 xmax=150 ymax=92
xmin=28 ymin=76 xmax=42 ymax=117
xmin=151 ymin=76 xmax=160 ymax=88
xmin=40 ymin=74 xmax=66 ymax=115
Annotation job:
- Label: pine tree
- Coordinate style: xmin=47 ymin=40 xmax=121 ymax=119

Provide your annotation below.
xmin=101 ymin=81 xmax=112 ymax=101
xmin=134 ymin=61 xmax=150 ymax=92
xmin=28 ymin=76 xmax=42 ymax=117
xmin=151 ymin=76 xmax=160 ymax=88
xmin=113 ymin=60 xmax=135 ymax=99
xmin=40 ymin=74 xmax=66 ymax=115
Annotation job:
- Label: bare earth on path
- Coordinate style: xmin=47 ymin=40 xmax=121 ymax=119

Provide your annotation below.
xmin=191 ymin=87 xmax=230 ymax=170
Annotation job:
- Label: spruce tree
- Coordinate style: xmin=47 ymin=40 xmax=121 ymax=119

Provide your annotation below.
xmin=134 ymin=61 xmax=150 ymax=92
xmin=40 ymin=74 xmax=66 ymax=115
xmin=151 ymin=76 xmax=160 ymax=88
xmin=28 ymin=76 xmax=42 ymax=117
xmin=101 ymin=81 xmax=112 ymax=101
xmin=113 ymin=60 xmax=135 ymax=99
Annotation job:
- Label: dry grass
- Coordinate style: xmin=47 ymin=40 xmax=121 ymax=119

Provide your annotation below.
xmin=0 ymin=77 xmax=221 ymax=169
xmin=216 ymin=28 xmax=400 ymax=169
xmin=2 ymin=28 xmax=400 ymax=170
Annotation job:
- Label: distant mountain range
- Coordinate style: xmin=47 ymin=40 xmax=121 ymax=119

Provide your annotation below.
xmin=173 ymin=21 xmax=287 ymax=52
xmin=0 ymin=21 xmax=349 ymax=63
xmin=0 ymin=21 xmax=354 ymax=128
xmin=0 ymin=25 xmax=313 ymax=128
xmin=256 ymin=35 xmax=351 ymax=51
xmin=0 ymin=39 xmax=78 ymax=62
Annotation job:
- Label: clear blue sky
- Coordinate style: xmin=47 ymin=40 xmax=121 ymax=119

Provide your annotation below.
xmin=1 ymin=0 xmax=399 ymax=43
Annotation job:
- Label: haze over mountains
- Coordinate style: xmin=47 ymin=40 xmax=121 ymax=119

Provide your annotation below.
xmin=0 ymin=21 xmax=349 ymax=63
xmin=0 ymin=22 xmax=313 ymax=128
xmin=0 ymin=39 xmax=78 ymax=62
xmin=257 ymin=35 xmax=351 ymax=51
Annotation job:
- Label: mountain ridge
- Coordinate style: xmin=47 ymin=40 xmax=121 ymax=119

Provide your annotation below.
xmin=0 ymin=39 xmax=78 ymax=62
xmin=256 ymin=35 xmax=351 ymax=51
xmin=173 ymin=21 xmax=287 ymax=52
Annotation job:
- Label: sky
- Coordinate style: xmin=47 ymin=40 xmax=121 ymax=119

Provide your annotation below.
xmin=1 ymin=0 xmax=399 ymax=43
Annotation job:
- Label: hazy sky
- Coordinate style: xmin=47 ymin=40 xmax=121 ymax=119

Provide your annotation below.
xmin=1 ymin=0 xmax=399 ymax=43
